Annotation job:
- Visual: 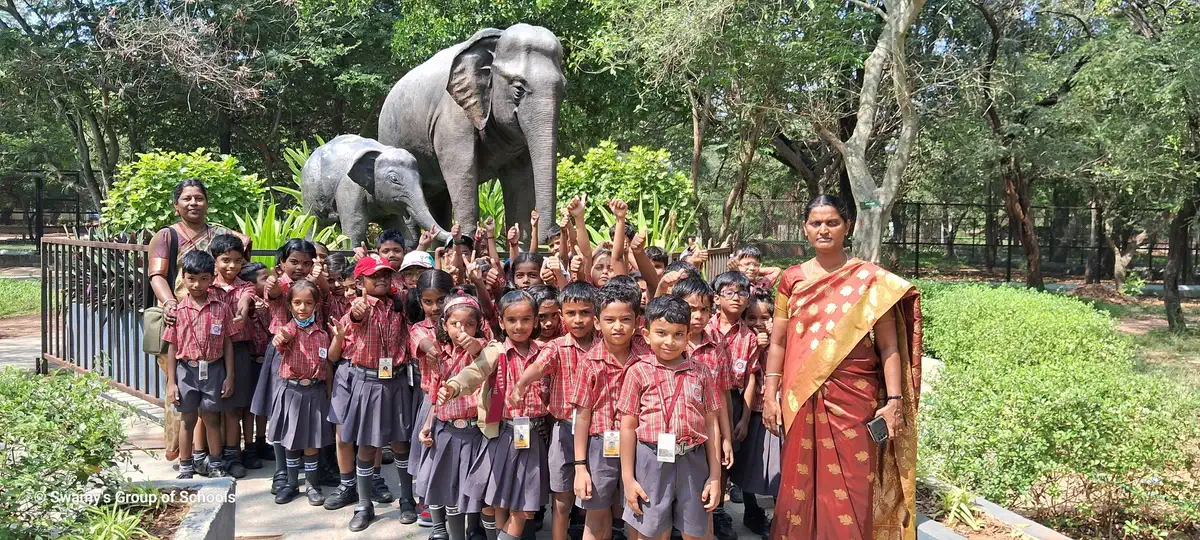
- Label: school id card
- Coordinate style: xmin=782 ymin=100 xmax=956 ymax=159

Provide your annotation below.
xmin=603 ymin=430 xmax=620 ymax=457
xmin=378 ymin=357 xmax=393 ymax=379
xmin=513 ymin=417 xmax=531 ymax=450
xmin=198 ymin=360 xmax=209 ymax=381
xmin=656 ymin=433 xmax=676 ymax=463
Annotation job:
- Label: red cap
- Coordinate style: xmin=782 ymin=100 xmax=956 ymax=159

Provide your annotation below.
xmin=353 ymin=254 xmax=394 ymax=278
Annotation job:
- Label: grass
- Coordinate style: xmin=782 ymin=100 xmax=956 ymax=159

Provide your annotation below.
xmin=0 ymin=279 xmax=40 ymax=318
xmin=1131 ymin=329 xmax=1200 ymax=388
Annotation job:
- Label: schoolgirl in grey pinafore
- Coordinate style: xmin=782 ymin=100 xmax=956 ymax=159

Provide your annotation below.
xmin=266 ymin=319 xmax=334 ymax=450
xmin=416 ymin=340 xmax=490 ymax=514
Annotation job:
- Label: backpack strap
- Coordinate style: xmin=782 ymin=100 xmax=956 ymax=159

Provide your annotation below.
xmin=166 ymin=226 xmax=180 ymax=294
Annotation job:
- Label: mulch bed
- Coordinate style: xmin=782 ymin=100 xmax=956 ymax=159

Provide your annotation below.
xmin=140 ymin=488 xmax=193 ymax=539
xmin=1065 ymin=283 xmax=1131 ymax=304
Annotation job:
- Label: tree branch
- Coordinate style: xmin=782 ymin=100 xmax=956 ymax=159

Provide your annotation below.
xmin=850 ymin=0 xmax=886 ymax=18
xmin=1035 ymin=9 xmax=1094 ymax=39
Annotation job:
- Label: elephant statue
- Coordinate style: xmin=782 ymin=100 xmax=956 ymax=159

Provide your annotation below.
xmin=300 ymin=134 xmax=451 ymax=248
xmin=379 ymin=24 xmax=565 ymax=243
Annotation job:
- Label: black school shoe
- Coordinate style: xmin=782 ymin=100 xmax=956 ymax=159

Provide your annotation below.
xmin=348 ymin=504 xmax=375 ymax=532
xmin=307 ymin=485 xmax=326 ymax=506
xmin=257 ymin=441 xmax=275 ymax=461
xmin=275 ymin=484 xmax=299 ymax=504
xmin=381 ymin=447 xmax=395 ymax=464
xmin=319 ymin=464 xmax=340 ymax=487
xmin=712 ymin=510 xmax=737 ymax=540
xmin=743 ymin=506 xmax=769 ymax=537
xmin=243 ymin=449 xmax=263 ymax=470
xmin=371 ymin=476 xmax=394 ymax=504
xmin=193 ymin=456 xmax=211 ymax=477
xmin=208 ymin=465 xmax=229 ymax=478
xmin=323 ymin=483 xmax=358 ymax=510
xmin=226 ymin=456 xmax=247 ymax=479
xmin=270 ymin=469 xmax=288 ymax=495
xmin=397 ymin=499 xmax=418 ymax=524
xmin=728 ymin=484 xmax=744 ymax=503
xmin=176 ymin=470 xmax=194 ymax=480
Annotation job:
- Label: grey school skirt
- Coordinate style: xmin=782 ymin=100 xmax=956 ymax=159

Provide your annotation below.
xmin=267 ymin=379 xmax=334 ymax=451
xmin=730 ymin=410 xmax=782 ymax=496
xmin=325 ymin=360 xmax=353 ymax=426
xmin=419 ymin=419 xmax=489 ymax=513
xmin=338 ymin=366 xmax=410 ymax=448
xmin=479 ymin=419 xmax=550 ymax=512
xmin=225 ymin=342 xmax=256 ymax=409
xmin=409 ymin=388 xmax=432 ymax=488
xmin=249 ymin=343 xmax=280 ymax=417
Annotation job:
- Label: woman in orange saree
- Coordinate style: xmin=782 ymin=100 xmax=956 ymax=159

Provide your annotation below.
xmin=761 ymin=196 xmax=922 ymax=540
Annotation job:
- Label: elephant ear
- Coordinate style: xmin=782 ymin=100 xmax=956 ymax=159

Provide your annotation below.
xmin=346 ymin=149 xmax=381 ymax=196
xmin=447 ymin=28 xmax=502 ymax=131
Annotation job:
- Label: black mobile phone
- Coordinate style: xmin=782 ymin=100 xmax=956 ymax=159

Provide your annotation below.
xmin=867 ymin=416 xmax=889 ymax=444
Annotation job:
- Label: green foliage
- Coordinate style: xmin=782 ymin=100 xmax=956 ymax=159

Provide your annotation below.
xmin=64 ymin=505 xmax=150 ymax=540
xmin=934 ymin=486 xmax=981 ymax=531
xmin=0 ymin=368 xmax=129 ymax=537
xmin=1120 ymin=271 xmax=1147 ymax=297
xmin=478 ymin=180 xmax=506 ymax=233
xmin=235 ymin=201 xmax=348 ymax=265
xmin=918 ymin=284 xmax=1200 ymax=533
xmin=557 ymin=140 xmax=693 ymax=230
xmin=0 ymin=278 xmax=40 ymax=318
xmin=584 ymin=192 xmax=697 ymax=253
xmin=101 ymin=150 xmax=266 ymax=234
xmin=277 ymin=136 xmax=327 ymax=204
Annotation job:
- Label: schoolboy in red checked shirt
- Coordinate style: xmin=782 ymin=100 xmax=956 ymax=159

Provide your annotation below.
xmin=617 ymin=295 xmax=722 ymax=540
xmin=509 ymin=281 xmax=601 ymax=540
xmin=164 ymin=250 xmax=235 ymax=480
xmin=571 ymin=285 xmax=649 ymax=540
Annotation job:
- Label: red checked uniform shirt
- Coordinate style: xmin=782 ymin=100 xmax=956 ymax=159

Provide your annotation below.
xmin=433 ymin=338 xmax=487 ymax=421
xmin=249 ymin=303 xmax=271 ymax=356
xmin=409 ymin=319 xmax=438 ymax=394
xmin=325 ymin=294 xmax=351 ymax=327
xmin=276 ymin=320 xmax=332 ymax=381
xmin=571 ymin=340 xmax=651 ymax=435
xmin=267 ymin=275 xmax=295 ymax=333
xmin=341 ymin=295 xmax=405 ymax=370
xmin=214 ymin=279 xmax=255 ymax=342
xmin=616 ymin=355 xmax=723 ymax=446
xmin=163 ymin=294 xmax=233 ymax=361
xmin=529 ymin=333 xmax=601 ymax=421
xmin=687 ymin=333 xmax=735 ymax=392
xmin=496 ymin=339 xmax=547 ymax=419
xmin=706 ymin=317 xmax=761 ymax=389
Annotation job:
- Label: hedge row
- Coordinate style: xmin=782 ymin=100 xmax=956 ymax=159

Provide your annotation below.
xmin=917 ymin=283 xmax=1200 ymax=534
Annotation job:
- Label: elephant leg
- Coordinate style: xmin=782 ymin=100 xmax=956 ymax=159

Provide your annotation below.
xmin=426 ymin=189 xmax=454 ymax=232
xmin=432 ymin=132 xmax=481 ymax=240
xmin=499 ymin=154 xmax=537 ymax=247
xmin=335 ymin=184 xmax=370 ymax=249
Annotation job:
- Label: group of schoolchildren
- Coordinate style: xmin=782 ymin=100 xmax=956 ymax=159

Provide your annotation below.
xmin=161 ymin=197 xmax=783 ymax=540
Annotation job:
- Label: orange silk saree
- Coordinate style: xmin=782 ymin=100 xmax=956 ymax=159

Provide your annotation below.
xmin=769 ymin=260 xmax=922 ymax=540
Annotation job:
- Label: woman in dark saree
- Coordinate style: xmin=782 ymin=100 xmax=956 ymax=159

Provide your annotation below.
xmin=761 ymin=196 xmax=922 ymax=540
xmin=147 ymin=179 xmax=246 ymax=461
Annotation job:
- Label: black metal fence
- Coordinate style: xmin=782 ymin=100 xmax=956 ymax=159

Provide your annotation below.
xmin=1 ymin=172 xmax=97 ymax=243
xmin=727 ymin=199 xmax=1199 ymax=283
xmin=39 ymin=236 xmax=730 ymax=404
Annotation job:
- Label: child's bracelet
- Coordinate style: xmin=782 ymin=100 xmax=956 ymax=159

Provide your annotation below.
xmin=764 ymin=372 xmax=783 ymax=378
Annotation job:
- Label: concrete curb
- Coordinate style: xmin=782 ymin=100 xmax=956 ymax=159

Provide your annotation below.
xmin=916 ymin=513 xmax=966 ymax=540
xmin=140 ymin=477 xmax=236 ymax=540
xmin=920 ymin=478 xmax=1071 ymax=540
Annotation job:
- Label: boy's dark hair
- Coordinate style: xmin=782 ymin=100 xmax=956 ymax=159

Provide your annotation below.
xmin=406 ymin=269 xmax=455 ymax=322
xmin=671 ymin=277 xmax=714 ymax=303
xmin=326 ymin=252 xmax=353 ymax=279
xmin=734 ymin=246 xmax=763 ymax=262
xmin=377 ymin=229 xmax=407 ymax=249
xmin=630 ymin=270 xmax=644 ymax=281
xmin=528 ymin=284 xmax=559 ymax=308
xmin=548 ymin=223 xmax=562 ymax=239
xmin=598 ymin=283 xmax=640 ymax=315
xmin=644 ymin=246 xmax=668 ymax=265
xmin=287 ymin=279 xmax=320 ymax=303
xmin=181 ymin=250 xmax=216 ymax=276
xmin=609 ymin=221 xmax=635 ymax=241
xmin=435 ymin=292 xmax=485 ymax=343
xmin=605 ymin=274 xmax=640 ymax=302
xmin=209 ymin=233 xmax=246 ymax=259
xmin=645 ymin=295 xmax=690 ymax=327
xmin=276 ymin=238 xmax=317 ymax=265
xmin=712 ymin=271 xmax=750 ymax=295
xmin=559 ymin=281 xmax=599 ymax=309
xmin=665 ymin=260 xmax=701 ymax=280
xmin=238 ymin=261 xmax=267 ymax=282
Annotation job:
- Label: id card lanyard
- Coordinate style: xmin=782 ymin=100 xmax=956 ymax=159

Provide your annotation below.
xmin=656 ymin=369 xmax=687 ymax=463
xmin=600 ymin=362 xmax=621 ymax=457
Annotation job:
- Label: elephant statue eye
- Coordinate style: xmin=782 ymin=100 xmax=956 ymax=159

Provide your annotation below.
xmin=513 ymin=84 xmax=527 ymax=102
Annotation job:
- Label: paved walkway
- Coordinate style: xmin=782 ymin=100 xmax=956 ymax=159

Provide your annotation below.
xmin=0 ymin=266 xmax=38 ymax=279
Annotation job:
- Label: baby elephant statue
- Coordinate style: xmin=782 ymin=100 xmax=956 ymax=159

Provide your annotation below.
xmin=301 ymin=134 xmax=451 ymax=248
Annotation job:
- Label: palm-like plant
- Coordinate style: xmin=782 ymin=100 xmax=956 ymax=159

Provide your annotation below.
xmin=478 ymin=180 xmax=505 ymax=233
xmin=235 ymin=201 xmax=347 ymax=264
xmin=585 ymin=192 xmax=697 ymax=253
xmin=276 ymin=136 xmax=327 ymax=203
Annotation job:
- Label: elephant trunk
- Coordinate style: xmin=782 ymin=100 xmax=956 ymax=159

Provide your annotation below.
xmin=403 ymin=193 xmax=452 ymax=244
xmin=523 ymin=98 xmax=561 ymax=244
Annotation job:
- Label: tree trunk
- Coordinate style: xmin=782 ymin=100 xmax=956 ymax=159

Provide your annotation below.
xmin=689 ymin=88 xmax=715 ymax=243
xmin=718 ymin=110 xmax=765 ymax=244
xmin=1002 ymin=157 xmax=1044 ymax=289
xmin=1050 ymin=187 xmax=1071 ymax=263
xmin=1086 ymin=199 xmax=1103 ymax=283
xmin=218 ymin=108 xmax=232 ymax=154
xmin=1165 ymin=192 xmax=1197 ymax=331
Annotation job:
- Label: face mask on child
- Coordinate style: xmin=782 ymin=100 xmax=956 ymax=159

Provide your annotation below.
xmin=295 ymin=314 xmax=316 ymax=328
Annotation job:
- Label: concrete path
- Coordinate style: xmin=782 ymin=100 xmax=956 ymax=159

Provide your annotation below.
xmin=0 ymin=266 xmax=38 ymax=279
xmin=0 ymin=335 xmax=38 ymax=370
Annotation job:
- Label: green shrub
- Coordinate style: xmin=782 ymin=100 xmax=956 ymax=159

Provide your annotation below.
xmin=0 ymin=368 xmax=128 ymax=537
xmin=917 ymin=283 xmax=1200 ymax=533
xmin=921 ymin=284 xmax=1134 ymax=368
xmin=101 ymin=149 xmax=266 ymax=234
xmin=234 ymin=201 xmax=348 ymax=265
xmin=557 ymin=140 xmax=694 ymax=231
xmin=0 ymin=278 xmax=39 ymax=318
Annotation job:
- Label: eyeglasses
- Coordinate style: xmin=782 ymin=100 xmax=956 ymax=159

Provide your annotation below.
xmin=719 ymin=290 xmax=749 ymax=298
